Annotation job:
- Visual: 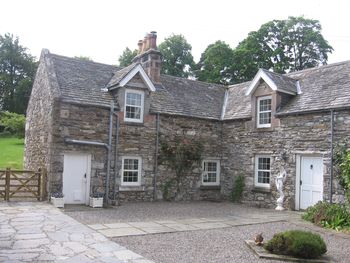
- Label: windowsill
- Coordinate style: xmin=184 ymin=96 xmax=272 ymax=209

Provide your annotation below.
xmin=255 ymin=126 xmax=274 ymax=131
xmin=123 ymin=121 xmax=144 ymax=126
xmin=252 ymin=187 xmax=271 ymax=193
xmin=119 ymin=185 xmax=145 ymax=192
xmin=200 ymin=185 xmax=221 ymax=190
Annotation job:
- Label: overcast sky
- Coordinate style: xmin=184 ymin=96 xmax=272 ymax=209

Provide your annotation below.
xmin=1 ymin=0 xmax=349 ymax=65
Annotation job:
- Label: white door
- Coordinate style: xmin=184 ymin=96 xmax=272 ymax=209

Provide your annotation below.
xmin=300 ymin=156 xmax=323 ymax=209
xmin=63 ymin=154 xmax=91 ymax=204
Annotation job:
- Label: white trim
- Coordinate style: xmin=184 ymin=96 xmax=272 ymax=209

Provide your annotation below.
xmin=201 ymin=160 xmax=220 ymax=186
xmin=257 ymin=96 xmax=272 ymax=128
xmin=121 ymin=156 xmax=142 ymax=186
xmin=220 ymin=89 xmax=229 ymax=120
xmin=254 ymin=155 xmax=271 ymax=188
xmin=245 ymin=69 xmax=296 ymax=96
xmin=295 ymin=154 xmax=301 ymax=210
xmin=119 ymin=64 xmax=156 ymax=92
xmin=124 ymin=89 xmax=144 ymax=123
xmin=296 ymin=80 xmax=302 ymax=94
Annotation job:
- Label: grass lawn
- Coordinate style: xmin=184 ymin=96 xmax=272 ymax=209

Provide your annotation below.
xmin=0 ymin=137 xmax=24 ymax=169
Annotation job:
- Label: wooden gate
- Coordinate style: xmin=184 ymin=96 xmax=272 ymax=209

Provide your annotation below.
xmin=0 ymin=168 xmax=47 ymax=201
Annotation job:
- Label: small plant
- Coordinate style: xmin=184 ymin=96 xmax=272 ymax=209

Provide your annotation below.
xmin=264 ymin=230 xmax=327 ymax=259
xmin=302 ymin=201 xmax=350 ymax=231
xmin=51 ymin=192 xmax=64 ymax=198
xmin=162 ymin=179 xmax=175 ymax=201
xmin=231 ymin=174 xmax=245 ymax=202
xmin=91 ymin=192 xmax=104 ymax=198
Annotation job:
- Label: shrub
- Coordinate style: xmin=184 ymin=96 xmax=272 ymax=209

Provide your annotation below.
xmin=231 ymin=175 xmax=245 ymax=202
xmin=0 ymin=111 xmax=25 ymax=138
xmin=302 ymin=201 xmax=350 ymax=231
xmin=264 ymin=230 xmax=327 ymax=259
xmin=334 ymin=143 xmax=350 ymax=204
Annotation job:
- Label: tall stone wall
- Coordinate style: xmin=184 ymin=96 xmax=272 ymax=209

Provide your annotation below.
xmin=221 ymin=110 xmax=350 ymax=209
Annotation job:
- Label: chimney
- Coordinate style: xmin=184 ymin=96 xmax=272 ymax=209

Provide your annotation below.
xmin=133 ymin=31 xmax=162 ymax=83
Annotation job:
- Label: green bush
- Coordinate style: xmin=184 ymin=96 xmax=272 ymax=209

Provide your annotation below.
xmin=0 ymin=111 xmax=25 ymax=138
xmin=302 ymin=201 xmax=350 ymax=231
xmin=231 ymin=175 xmax=245 ymax=202
xmin=264 ymin=230 xmax=327 ymax=259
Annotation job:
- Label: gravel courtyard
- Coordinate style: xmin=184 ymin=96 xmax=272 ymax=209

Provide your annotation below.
xmin=65 ymin=201 xmax=350 ymax=263
xmin=114 ymin=221 xmax=350 ymax=263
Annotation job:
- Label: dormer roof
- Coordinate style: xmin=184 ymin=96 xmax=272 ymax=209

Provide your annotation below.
xmin=106 ymin=63 xmax=156 ymax=92
xmin=245 ymin=69 xmax=298 ymax=96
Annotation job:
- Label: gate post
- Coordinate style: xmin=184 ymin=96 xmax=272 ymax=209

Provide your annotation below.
xmin=5 ymin=168 xmax=10 ymax=201
xmin=38 ymin=168 xmax=42 ymax=201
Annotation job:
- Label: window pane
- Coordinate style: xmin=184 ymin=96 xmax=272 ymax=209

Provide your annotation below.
xmin=126 ymin=106 xmax=141 ymax=119
xmin=123 ymin=171 xmax=138 ymax=182
xmin=124 ymin=159 xmax=139 ymax=170
xmin=207 ymin=162 xmax=217 ymax=172
xmin=258 ymin=157 xmax=270 ymax=170
xmin=259 ymin=112 xmax=271 ymax=125
xmin=258 ymin=171 xmax=270 ymax=184
xmin=207 ymin=172 xmax=217 ymax=182
xmin=259 ymin=99 xmax=271 ymax=111
xmin=126 ymin=93 xmax=142 ymax=106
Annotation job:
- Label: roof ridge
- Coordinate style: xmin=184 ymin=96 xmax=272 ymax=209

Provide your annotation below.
xmin=160 ymin=74 xmax=228 ymax=89
xmin=50 ymin=53 xmax=120 ymax=69
xmin=286 ymin=60 xmax=350 ymax=77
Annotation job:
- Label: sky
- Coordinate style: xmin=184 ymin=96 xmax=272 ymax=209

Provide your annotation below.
xmin=1 ymin=0 xmax=350 ymax=65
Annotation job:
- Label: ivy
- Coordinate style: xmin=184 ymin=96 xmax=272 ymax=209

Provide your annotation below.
xmin=335 ymin=142 xmax=350 ymax=204
xmin=159 ymin=135 xmax=204 ymax=199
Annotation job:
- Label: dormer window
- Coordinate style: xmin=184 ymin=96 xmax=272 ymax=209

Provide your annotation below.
xmin=257 ymin=96 xmax=272 ymax=128
xmin=124 ymin=89 xmax=144 ymax=123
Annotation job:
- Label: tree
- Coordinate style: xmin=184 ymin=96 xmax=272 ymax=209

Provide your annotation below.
xmin=158 ymin=34 xmax=195 ymax=78
xmin=118 ymin=47 xmax=138 ymax=67
xmin=0 ymin=33 xmax=37 ymax=114
xmin=195 ymin=41 xmax=234 ymax=85
xmin=231 ymin=16 xmax=333 ymax=83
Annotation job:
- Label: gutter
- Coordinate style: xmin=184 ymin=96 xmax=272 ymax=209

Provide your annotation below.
xmin=153 ymin=113 xmax=160 ymax=200
xmin=330 ymin=109 xmax=334 ymax=204
xmin=113 ymin=112 xmax=120 ymax=203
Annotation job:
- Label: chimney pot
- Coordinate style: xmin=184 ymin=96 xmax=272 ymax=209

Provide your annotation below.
xmin=137 ymin=40 xmax=143 ymax=54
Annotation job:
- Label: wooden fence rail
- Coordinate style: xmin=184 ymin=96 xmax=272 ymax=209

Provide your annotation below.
xmin=0 ymin=168 xmax=47 ymax=201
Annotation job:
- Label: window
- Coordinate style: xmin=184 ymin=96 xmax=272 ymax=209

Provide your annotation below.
xmin=124 ymin=90 xmax=144 ymax=123
xmin=121 ymin=157 xmax=142 ymax=186
xmin=202 ymin=160 xmax=220 ymax=186
xmin=255 ymin=155 xmax=271 ymax=188
xmin=257 ymin=96 xmax=272 ymax=128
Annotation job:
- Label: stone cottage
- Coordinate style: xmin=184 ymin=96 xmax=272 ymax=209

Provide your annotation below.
xmin=25 ymin=32 xmax=350 ymax=209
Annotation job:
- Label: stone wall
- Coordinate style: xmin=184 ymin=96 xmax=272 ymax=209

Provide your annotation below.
xmin=221 ymin=109 xmax=350 ymax=209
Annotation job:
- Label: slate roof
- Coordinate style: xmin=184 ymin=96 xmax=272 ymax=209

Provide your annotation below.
xmin=105 ymin=63 xmax=138 ymax=89
xmin=224 ymin=61 xmax=350 ymax=119
xmin=50 ymin=54 xmax=117 ymax=107
xmin=261 ymin=69 xmax=298 ymax=94
xmin=45 ymin=51 xmax=350 ymax=121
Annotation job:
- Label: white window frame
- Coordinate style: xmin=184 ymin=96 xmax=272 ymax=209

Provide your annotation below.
xmin=202 ymin=160 xmax=220 ymax=186
xmin=124 ymin=89 xmax=144 ymax=123
xmin=121 ymin=156 xmax=142 ymax=186
xmin=254 ymin=155 xmax=271 ymax=188
xmin=257 ymin=95 xmax=272 ymax=128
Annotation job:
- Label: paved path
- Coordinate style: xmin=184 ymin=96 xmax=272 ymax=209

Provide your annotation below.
xmin=0 ymin=202 xmax=153 ymax=263
xmin=88 ymin=210 xmax=301 ymax=238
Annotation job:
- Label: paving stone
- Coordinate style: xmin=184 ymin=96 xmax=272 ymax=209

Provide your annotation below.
xmin=113 ymin=250 xmax=143 ymax=260
xmin=47 ymin=231 xmax=70 ymax=242
xmin=104 ymin=223 xmax=131 ymax=229
xmin=0 ymin=240 xmax=12 ymax=248
xmin=90 ymin=242 xmax=124 ymax=253
xmin=63 ymin=241 xmax=88 ymax=253
xmin=162 ymin=223 xmax=200 ymax=231
xmin=14 ymin=233 xmax=46 ymax=240
xmin=140 ymin=226 xmax=175 ymax=234
xmin=99 ymin=227 xmax=147 ymax=237
xmin=12 ymin=238 xmax=50 ymax=249
xmin=100 ymin=256 xmax=123 ymax=263
xmin=89 ymin=224 xmax=108 ymax=230
xmin=128 ymin=222 xmax=164 ymax=228
xmin=190 ymin=222 xmax=230 ymax=229
xmin=49 ymin=243 xmax=74 ymax=256
xmin=175 ymin=218 xmax=208 ymax=224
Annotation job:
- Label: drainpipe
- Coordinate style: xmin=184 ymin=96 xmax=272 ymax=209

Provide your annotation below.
xmin=330 ymin=109 xmax=334 ymax=204
xmin=113 ymin=112 xmax=119 ymax=203
xmin=153 ymin=113 xmax=160 ymax=200
xmin=105 ymin=102 xmax=114 ymax=205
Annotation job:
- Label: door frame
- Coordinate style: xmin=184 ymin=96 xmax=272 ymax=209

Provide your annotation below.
xmin=63 ymin=153 xmax=92 ymax=205
xmin=295 ymin=154 xmax=323 ymax=210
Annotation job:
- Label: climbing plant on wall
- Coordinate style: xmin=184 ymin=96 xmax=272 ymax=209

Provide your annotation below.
xmin=159 ymin=135 xmax=204 ymax=199
xmin=335 ymin=142 xmax=350 ymax=205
